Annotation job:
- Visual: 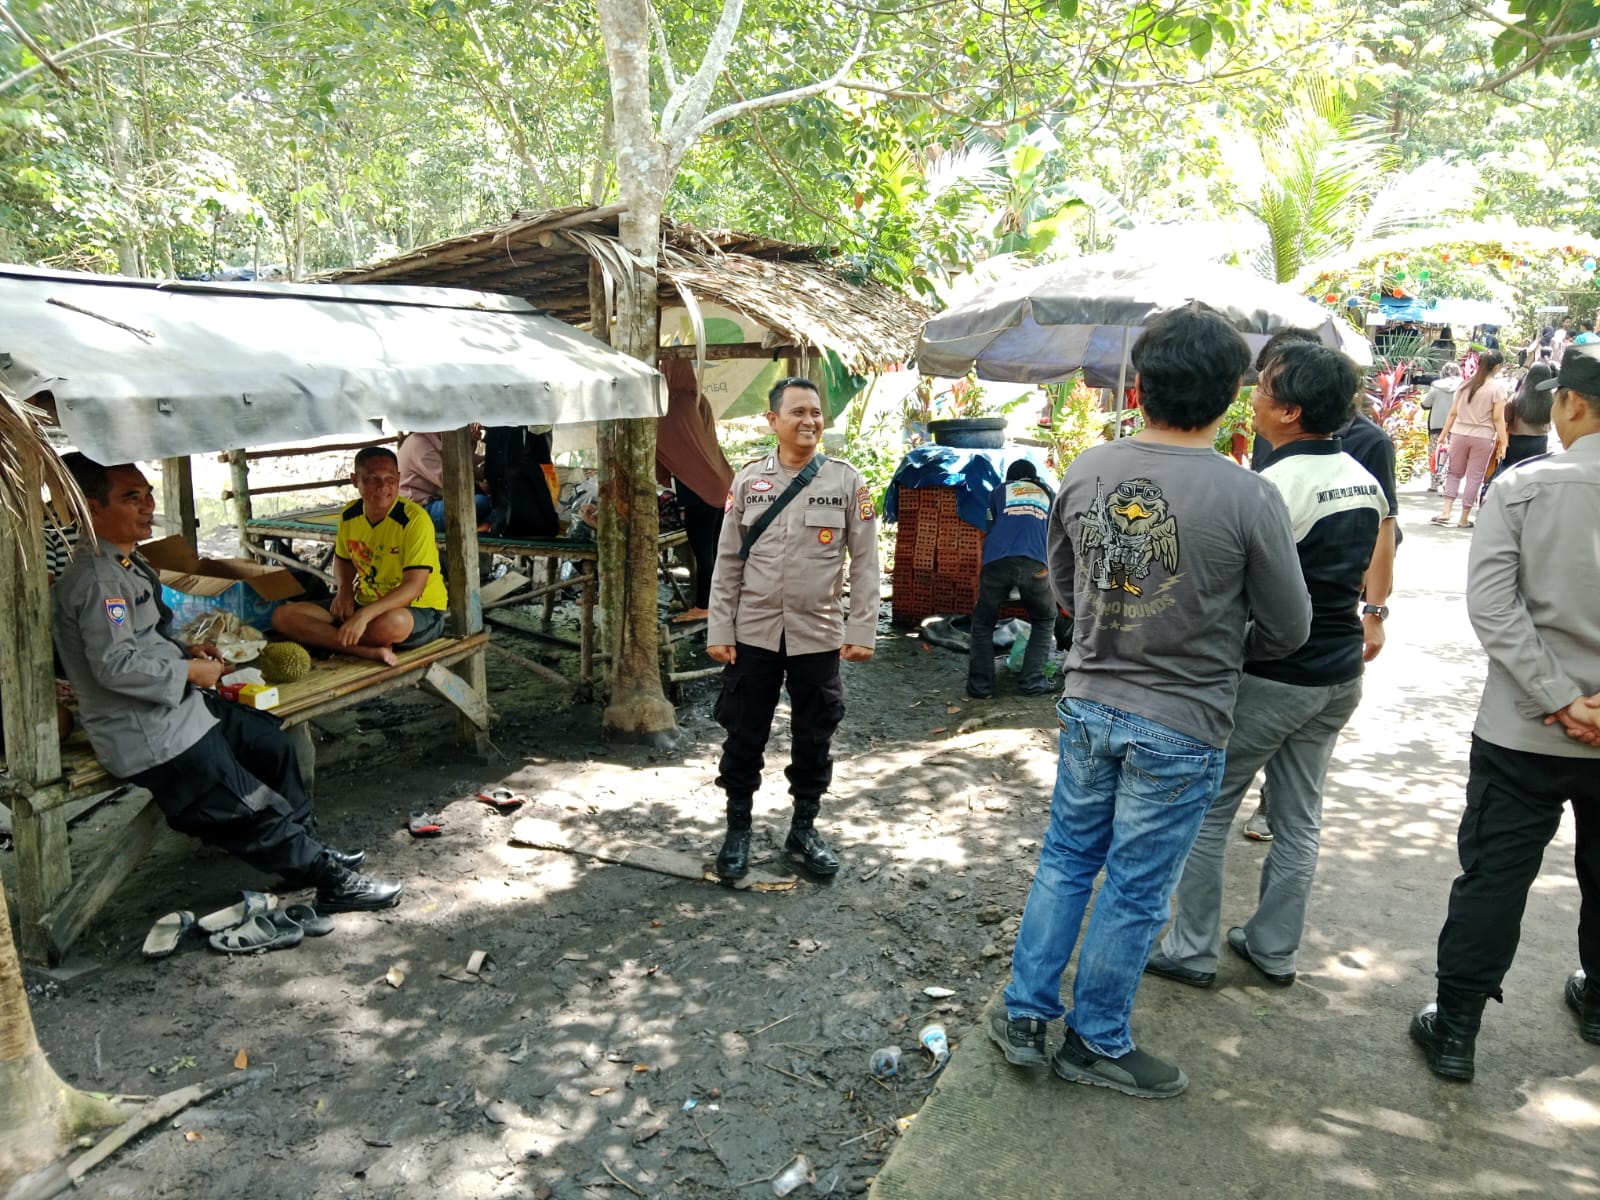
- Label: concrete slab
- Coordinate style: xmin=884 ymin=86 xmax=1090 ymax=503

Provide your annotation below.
xmin=872 ymin=487 xmax=1600 ymax=1200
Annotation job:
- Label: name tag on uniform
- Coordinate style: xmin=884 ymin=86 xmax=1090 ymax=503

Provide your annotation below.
xmin=105 ymin=597 xmax=129 ymax=625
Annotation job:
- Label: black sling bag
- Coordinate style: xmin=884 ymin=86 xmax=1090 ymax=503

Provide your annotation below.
xmin=737 ymin=455 xmax=826 ymax=560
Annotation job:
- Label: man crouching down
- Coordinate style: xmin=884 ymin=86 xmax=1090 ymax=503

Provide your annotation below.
xmin=52 ymin=454 xmax=402 ymax=912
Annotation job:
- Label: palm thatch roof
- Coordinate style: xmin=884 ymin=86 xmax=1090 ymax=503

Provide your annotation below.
xmin=317 ymin=205 xmax=927 ymax=374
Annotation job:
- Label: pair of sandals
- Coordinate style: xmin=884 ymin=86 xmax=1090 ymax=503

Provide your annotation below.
xmin=409 ymin=788 xmax=526 ymax=838
xmin=1429 ymin=516 xmax=1474 ymax=529
xmin=142 ymin=891 xmax=334 ymax=958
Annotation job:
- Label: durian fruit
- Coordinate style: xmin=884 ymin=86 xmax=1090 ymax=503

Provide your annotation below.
xmin=258 ymin=641 xmax=313 ymax=685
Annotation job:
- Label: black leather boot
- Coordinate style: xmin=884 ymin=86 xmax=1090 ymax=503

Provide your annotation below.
xmin=326 ymin=847 xmax=366 ymax=872
xmin=1565 ymin=969 xmax=1600 ymax=1045
xmin=716 ymin=829 xmax=751 ymax=879
xmin=315 ymin=851 xmax=403 ymax=912
xmin=1410 ymin=987 xmax=1488 ymax=1082
xmin=784 ymin=826 xmax=840 ymax=876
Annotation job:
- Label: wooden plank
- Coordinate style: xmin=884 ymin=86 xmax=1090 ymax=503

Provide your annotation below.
xmin=657 ymin=342 xmax=801 ymax=360
xmin=160 ymin=455 xmax=198 ymax=550
xmin=269 ymin=633 xmax=489 ymax=719
xmin=1 ymin=449 xmax=72 ymax=962
xmin=509 ymin=817 xmax=798 ymax=892
xmin=222 ymin=477 xmax=348 ymax=500
xmin=421 ymin=661 xmax=491 ymax=729
xmin=484 ymin=639 xmax=575 ymax=688
xmin=442 ymin=424 xmax=488 ymax=752
xmin=480 ymin=571 xmax=531 ymax=606
xmin=39 ymin=796 xmax=166 ymax=964
xmin=235 ymin=436 xmax=396 ymax=462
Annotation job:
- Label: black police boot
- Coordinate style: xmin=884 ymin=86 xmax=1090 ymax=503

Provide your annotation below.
xmin=314 ymin=851 xmax=403 ymax=913
xmin=326 ymin=847 xmax=366 ymax=872
xmin=715 ymin=828 xmax=752 ymax=879
xmin=785 ymin=825 xmax=840 ymax=876
xmin=1410 ymin=986 xmax=1488 ymax=1082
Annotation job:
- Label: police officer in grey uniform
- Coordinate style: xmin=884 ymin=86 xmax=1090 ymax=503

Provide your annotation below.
xmin=706 ymin=378 xmax=880 ymax=879
xmin=52 ymin=454 xmax=402 ymax=912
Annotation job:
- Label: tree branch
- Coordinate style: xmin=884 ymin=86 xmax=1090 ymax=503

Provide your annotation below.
xmin=648 ymin=2 xmax=679 ymax=92
xmin=0 ymin=3 xmax=78 ymax=91
xmin=684 ymin=16 xmax=871 ymax=148
xmin=659 ymin=0 xmax=746 ymax=140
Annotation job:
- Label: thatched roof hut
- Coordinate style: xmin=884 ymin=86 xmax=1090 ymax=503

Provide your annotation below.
xmin=317 ymin=204 xmax=927 ymax=374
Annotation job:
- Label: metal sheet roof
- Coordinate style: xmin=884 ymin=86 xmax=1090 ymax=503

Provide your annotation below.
xmin=0 ymin=264 xmax=661 ymax=462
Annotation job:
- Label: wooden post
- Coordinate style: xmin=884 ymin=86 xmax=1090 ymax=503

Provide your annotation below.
xmin=160 ymin=455 xmax=197 ymax=550
xmin=228 ymin=449 xmax=252 ymax=556
xmin=442 ymin=426 xmax=489 ymax=752
xmin=0 ymin=454 xmax=70 ymax=963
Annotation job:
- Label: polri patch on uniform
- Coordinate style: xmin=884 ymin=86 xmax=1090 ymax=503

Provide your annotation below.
xmin=818 ymin=528 xmax=835 ymax=545
xmin=750 ymin=479 xmax=774 ymax=492
xmin=855 ymin=486 xmax=877 ymax=521
xmin=105 ymin=597 xmax=129 ymax=626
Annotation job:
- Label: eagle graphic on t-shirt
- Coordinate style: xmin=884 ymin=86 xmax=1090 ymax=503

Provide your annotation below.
xmin=1079 ymin=477 xmax=1180 ymax=596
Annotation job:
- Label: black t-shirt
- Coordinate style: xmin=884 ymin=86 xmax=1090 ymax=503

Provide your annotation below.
xmin=1253 ymin=413 xmax=1401 ymax=548
xmin=1247 ymin=439 xmax=1386 ymax=687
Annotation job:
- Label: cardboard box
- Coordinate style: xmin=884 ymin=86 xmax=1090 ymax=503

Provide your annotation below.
xmin=141 ymin=536 xmax=305 ymax=632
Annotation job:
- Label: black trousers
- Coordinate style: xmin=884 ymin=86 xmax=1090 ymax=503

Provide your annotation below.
xmin=713 ymin=640 xmax=846 ymax=830
xmin=130 ymin=699 xmax=326 ymax=880
xmin=1435 ymin=735 xmax=1600 ymax=999
xmin=676 ymin=480 xmax=725 ymax=610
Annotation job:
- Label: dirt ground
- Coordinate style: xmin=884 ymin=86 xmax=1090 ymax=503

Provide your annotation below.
xmin=10 ymin=528 xmax=1061 ymax=1200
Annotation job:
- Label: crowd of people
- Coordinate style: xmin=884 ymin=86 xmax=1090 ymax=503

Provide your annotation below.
xmin=16 ymin=305 xmax=1598 ymax=1093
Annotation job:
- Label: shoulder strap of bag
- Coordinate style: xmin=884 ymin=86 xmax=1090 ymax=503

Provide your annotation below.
xmin=738 ymin=455 xmax=826 ymax=561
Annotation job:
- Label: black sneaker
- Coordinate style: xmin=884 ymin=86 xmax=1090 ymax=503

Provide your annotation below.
xmin=1051 ymin=1027 xmax=1188 ymax=1098
xmin=987 ymin=1010 xmax=1048 ymax=1067
xmin=1409 ymin=1002 xmax=1475 ymax=1082
xmin=1564 ymin=970 xmax=1600 ymax=1045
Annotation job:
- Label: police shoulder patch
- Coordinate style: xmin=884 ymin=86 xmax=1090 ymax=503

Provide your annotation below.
xmin=105 ymin=597 xmax=129 ymax=626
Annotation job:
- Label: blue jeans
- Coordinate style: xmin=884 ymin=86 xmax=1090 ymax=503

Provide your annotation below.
xmin=1005 ymin=698 xmax=1225 ymax=1057
xmin=425 ymin=494 xmax=492 ymax=533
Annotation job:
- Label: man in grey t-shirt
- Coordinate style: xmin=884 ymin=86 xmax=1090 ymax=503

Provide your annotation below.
xmin=989 ymin=305 xmax=1311 ymax=1098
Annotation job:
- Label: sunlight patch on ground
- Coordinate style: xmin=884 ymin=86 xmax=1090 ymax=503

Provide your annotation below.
xmin=1319 ymin=1104 xmax=1437 ymax=1141
xmin=1257 ymin=1123 xmax=1346 ymax=1156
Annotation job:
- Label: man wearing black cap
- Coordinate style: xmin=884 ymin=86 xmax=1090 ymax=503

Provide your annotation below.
xmin=1410 ymin=342 xmax=1600 ymax=1081
xmin=967 ymin=459 xmax=1058 ymax=699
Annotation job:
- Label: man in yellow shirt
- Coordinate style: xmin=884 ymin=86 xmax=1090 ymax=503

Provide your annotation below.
xmin=272 ymin=447 xmax=448 ymax=666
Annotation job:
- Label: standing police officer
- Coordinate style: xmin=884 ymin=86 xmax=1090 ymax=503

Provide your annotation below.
xmin=707 ymin=377 xmax=880 ymax=879
xmin=52 ymin=454 xmax=402 ymax=912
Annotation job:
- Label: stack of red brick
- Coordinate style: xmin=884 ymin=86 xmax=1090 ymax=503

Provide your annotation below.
xmin=890 ymin=485 xmax=985 ymax=624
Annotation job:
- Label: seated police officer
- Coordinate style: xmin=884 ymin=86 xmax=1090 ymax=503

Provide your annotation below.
xmin=51 ymin=454 xmax=402 ymax=912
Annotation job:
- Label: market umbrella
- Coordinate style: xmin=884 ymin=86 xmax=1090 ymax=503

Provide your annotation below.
xmin=916 ymin=254 xmax=1373 ymax=388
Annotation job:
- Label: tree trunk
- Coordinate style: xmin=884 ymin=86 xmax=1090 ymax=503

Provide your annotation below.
xmin=0 ymin=885 xmax=122 ymax=1188
xmin=596 ymin=206 xmax=677 ymax=739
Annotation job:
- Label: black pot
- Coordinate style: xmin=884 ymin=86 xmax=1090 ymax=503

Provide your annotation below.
xmin=928 ymin=417 xmax=1007 ymax=449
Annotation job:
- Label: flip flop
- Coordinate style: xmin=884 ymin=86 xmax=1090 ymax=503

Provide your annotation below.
xmin=408 ymin=809 xmax=444 ymax=837
xmin=198 ymin=890 xmax=277 ymax=934
xmin=281 ymin=903 xmax=335 ymax=937
xmin=476 ymin=788 xmax=525 ymax=812
xmin=142 ymin=911 xmax=195 ymax=959
xmin=208 ymin=911 xmax=304 ymax=954
xmin=1429 ymin=516 xmax=1453 ymax=526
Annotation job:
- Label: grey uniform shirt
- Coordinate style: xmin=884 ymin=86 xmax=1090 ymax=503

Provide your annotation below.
xmin=1050 ymin=439 xmax=1312 ymax=748
xmin=1467 ymin=431 xmax=1600 ymax=759
xmin=707 ymin=454 xmax=881 ymax=655
xmin=52 ymin=538 xmax=217 ymax=777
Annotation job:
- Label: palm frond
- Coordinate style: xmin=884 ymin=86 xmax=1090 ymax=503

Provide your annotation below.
xmin=0 ymin=379 xmax=89 ymax=567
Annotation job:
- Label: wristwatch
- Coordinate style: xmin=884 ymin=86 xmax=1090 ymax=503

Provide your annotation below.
xmin=1361 ymin=604 xmax=1390 ymax=621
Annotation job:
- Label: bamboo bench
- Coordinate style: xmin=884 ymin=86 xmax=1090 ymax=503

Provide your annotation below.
xmin=1 ymin=632 xmax=489 ymax=965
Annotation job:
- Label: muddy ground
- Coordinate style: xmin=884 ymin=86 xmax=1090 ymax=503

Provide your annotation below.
xmin=11 ymin=575 xmax=1063 ymax=1200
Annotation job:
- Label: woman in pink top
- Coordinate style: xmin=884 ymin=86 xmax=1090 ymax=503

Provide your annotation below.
xmin=1435 ymin=351 xmax=1508 ymax=529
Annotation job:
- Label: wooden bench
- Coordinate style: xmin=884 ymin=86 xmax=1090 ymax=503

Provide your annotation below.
xmin=1 ymin=632 xmax=489 ymax=965
xmin=246 ymin=507 xmax=691 ymax=699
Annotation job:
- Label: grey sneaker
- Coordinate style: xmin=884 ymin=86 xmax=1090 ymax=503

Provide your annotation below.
xmin=1243 ymin=804 xmax=1272 ymax=842
xmin=987 ymin=1010 xmax=1048 ymax=1067
xmin=1051 ymin=1028 xmax=1188 ymax=1098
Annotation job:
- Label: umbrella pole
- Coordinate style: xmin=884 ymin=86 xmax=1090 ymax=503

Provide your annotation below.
xmin=1113 ymin=325 xmax=1130 ymax=438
